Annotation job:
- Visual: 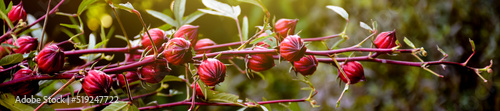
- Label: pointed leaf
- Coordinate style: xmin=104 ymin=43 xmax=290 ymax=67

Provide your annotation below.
xmin=0 ymin=93 xmax=35 ymax=111
xmin=102 ymin=101 xmax=129 ymax=111
xmin=469 ymin=38 xmax=475 ymax=51
xmin=161 ymin=75 xmax=184 ymax=82
xmin=146 ymin=10 xmax=177 ymax=26
xmin=403 ymin=37 xmax=415 ymax=48
xmin=207 ymin=91 xmax=242 ymax=104
xmin=200 ymin=0 xmax=240 ymax=19
xmin=113 ymin=2 xmax=135 ymax=12
xmin=183 ymin=11 xmax=205 ymax=25
xmin=250 ymin=35 xmax=272 ymax=44
xmin=326 ymin=6 xmax=349 ymax=20
xmin=0 ymin=53 xmax=23 ymax=66
xmin=242 ymin=16 xmax=249 ymax=41
xmin=60 ymin=23 xmax=80 ymax=30
xmin=359 ymin=21 xmax=372 ymax=31
xmin=173 ymin=0 xmax=186 ymax=25
xmin=78 ymin=0 xmax=97 ymax=15
xmin=436 ymin=45 xmax=447 ymax=57
xmin=237 ymin=0 xmax=267 ymax=12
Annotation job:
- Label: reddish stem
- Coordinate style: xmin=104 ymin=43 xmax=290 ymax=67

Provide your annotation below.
xmin=64 ymin=46 xmax=141 ymax=55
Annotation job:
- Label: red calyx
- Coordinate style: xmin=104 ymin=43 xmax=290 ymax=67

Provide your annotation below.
xmin=139 ymin=56 xmax=170 ymax=83
xmin=294 ymin=55 xmax=318 ymax=76
xmin=191 ymin=83 xmax=205 ymax=98
xmin=174 ymin=25 xmax=199 ymax=46
xmin=11 ymin=36 xmax=38 ymax=54
xmin=36 ymin=44 xmax=65 ymax=73
xmin=275 ymin=19 xmax=298 ymax=40
xmin=163 ymin=38 xmax=192 ymax=65
xmin=338 ymin=61 xmax=365 ymax=84
xmin=279 ymin=35 xmax=307 ymax=62
xmin=9 ymin=68 xmax=39 ymax=96
xmin=82 ymin=70 xmax=113 ymax=97
xmin=7 ymin=2 xmax=26 ymax=23
xmin=194 ymin=38 xmax=216 ymax=54
xmin=373 ymin=30 xmax=397 ymax=49
xmin=198 ymin=58 xmax=226 ymax=86
xmin=141 ymin=28 xmax=166 ymax=50
xmin=248 ymin=46 xmax=275 ymax=72
xmin=117 ymin=71 xmax=139 ymax=87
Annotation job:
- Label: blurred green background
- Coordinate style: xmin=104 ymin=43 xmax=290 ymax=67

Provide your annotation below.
xmin=18 ymin=0 xmax=499 ymax=110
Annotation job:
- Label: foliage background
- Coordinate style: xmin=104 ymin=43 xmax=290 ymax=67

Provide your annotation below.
xmin=11 ymin=0 xmax=499 ymax=110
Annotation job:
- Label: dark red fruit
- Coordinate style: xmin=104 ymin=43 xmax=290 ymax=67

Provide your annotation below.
xmin=198 ymin=58 xmax=226 ymax=86
xmin=9 ymin=68 xmax=39 ymax=96
xmin=141 ymin=28 xmax=166 ymax=50
xmin=36 ymin=44 xmax=65 ymax=73
xmin=194 ymin=38 xmax=216 ymax=54
xmin=373 ymin=30 xmax=397 ymax=48
xmin=294 ymin=55 xmax=318 ymax=76
xmin=139 ymin=56 xmax=170 ymax=83
xmin=279 ymin=35 xmax=307 ymax=62
xmin=275 ymin=19 xmax=298 ymax=40
xmin=338 ymin=61 xmax=365 ymax=84
xmin=12 ymin=36 xmax=38 ymax=54
xmin=82 ymin=70 xmax=113 ymax=97
xmin=174 ymin=25 xmax=199 ymax=46
xmin=117 ymin=71 xmax=139 ymax=87
xmin=163 ymin=38 xmax=192 ymax=65
xmin=248 ymin=46 xmax=275 ymax=72
xmin=7 ymin=2 xmax=26 ymax=23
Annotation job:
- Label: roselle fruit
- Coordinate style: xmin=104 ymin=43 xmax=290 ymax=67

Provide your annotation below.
xmin=82 ymin=70 xmax=113 ymax=97
xmin=294 ymin=55 xmax=318 ymax=76
xmin=174 ymin=25 xmax=199 ymax=46
xmin=36 ymin=44 xmax=65 ymax=73
xmin=9 ymin=68 xmax=39 ymax=96
xmin=373 ymin=30 xmax=397 ymax=48
xmin=141 ymin=28 xmax=166 ymax=50
xmin=139 ymin=56 xmax=170 ymax=83
xmin=194 ymin=38 xmax=216 ymax=54
xmin=12 ymin=36 xmax=38 ymax=54
xmin=280 ymin=35 xmax=307 ymax=62
xmin=163 ymin=38 xmax=192 ymax=65
xmin=248 ymin=46 xmax=275 ymax=72
xmin=275 ymin=19 xmax=298 ymax=40
xmin=117 ymin=71 xmax=139 ymax=87
xmin=198 ymin=58 xmax=226 ymax=86
xmin=7 ymin=2 xmax=26 ymax=23
xmin=338 ymin=61 xmax=365 ymax=84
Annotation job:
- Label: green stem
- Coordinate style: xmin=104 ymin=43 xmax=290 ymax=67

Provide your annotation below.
xmin=39 ymin=0 xmax=52 ymax=51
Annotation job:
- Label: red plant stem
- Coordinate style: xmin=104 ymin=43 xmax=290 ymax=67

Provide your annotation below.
xmin=306 ymin=48 xmax=417 ymax=56
xmin=137 ymin=99 xmax=306 ymax=110
xmin=0 ymin=0 xmax=66 ymax=43
xmin=195 ymin=34 xmax=339 ymax=51
xmin=64 ymin=46 xmax=141 ymax=55
xmin=193 ymin=49 xmax=278 ymax=59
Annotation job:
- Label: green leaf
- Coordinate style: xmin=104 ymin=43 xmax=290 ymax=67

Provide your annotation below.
xmin=262 ymin=97 xmax=272 ymax=110
xmin=326 ymin=6 xmax=349 ymax=20
xmin=113 ymin=2 xmax=135 ymax=12
xmin=161 ymin=75 xmax=184 ymax=82
xmin=0 ymin=93 xmax=35 ymax=111
xmin=403 ymin=37 xmax=415 ymax=48
xmin=6 ymin=1 xmax=12 ymax=13
xmin=60 ymin=23 xmax=80 ymax=30
xmin=469 ymin=38 xmax=475 ymax=51
xmin=102 ymin=101 xmax=129 ymax=111
xmin=0 ymin=53 xmax=23 ymax=66
xmin=242 ymin=16 xmax=249 ymax=41
xmin=250 ymin=35 xmax=272 ymax=44
xmin=0 ymin=0 xmax=5 ymax=14
xmin=200 ymin=0 xmax=241 ymax=19
xmin=237 ymin=0 xmax=267 ymax=12
xmin=146 ymin=10 xmax=177 ymax=27
xmin=77 ymin=0 xmax=97 ymax=15
xmin=359 ymin=21 xmax=372 ymax=31
xmin=289 ymin=102 xmax=301 ymax=111
xmin=183 ymin=11 xmax=205 ymax=25
xmin=173 ymin=0 xmax=186 ymax=26
xmin=207 ymin=91 xmax=242 ymax=105
xmin=237 ymin=107 xmax=248 ymax=111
